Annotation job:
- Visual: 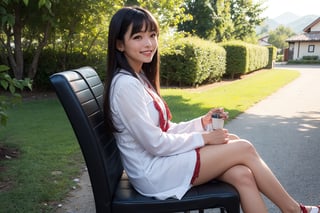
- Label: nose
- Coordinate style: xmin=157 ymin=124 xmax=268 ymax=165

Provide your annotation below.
xmin=144 ymin=38 xmax=152 ymax=46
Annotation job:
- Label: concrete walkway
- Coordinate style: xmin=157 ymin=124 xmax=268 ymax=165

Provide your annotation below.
xmin=226 ymin=64 xmax=320 ymax=212
xmin=56 ymin=64 xmax=320 ymax=213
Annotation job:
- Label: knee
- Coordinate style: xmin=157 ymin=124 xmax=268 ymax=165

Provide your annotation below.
xmin=230 ymin=165 xmax=256 ymax=188
xmin=237 ymin=139 xmax=258 ymax=158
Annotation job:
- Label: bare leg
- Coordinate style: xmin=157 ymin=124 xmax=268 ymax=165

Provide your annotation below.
xmin=219 ymin=165 xmax=268 ymax=213
xmin=192 ymin=139 xmax=301 ymax=213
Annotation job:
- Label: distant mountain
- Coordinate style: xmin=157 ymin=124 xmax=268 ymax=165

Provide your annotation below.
xmin=257 ymin=12 xmax=319 ymax=34
xmin=287 ymin=15 xmax=319 ymax=33
xmin=273 ymin=12 xmax=300 ymax=25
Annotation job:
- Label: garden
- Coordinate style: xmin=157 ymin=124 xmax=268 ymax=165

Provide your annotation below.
xmin=0 ymin=68 xmax=299 ymax=212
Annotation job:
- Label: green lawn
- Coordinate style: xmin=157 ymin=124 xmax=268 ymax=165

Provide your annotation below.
xmin=0 ymin=99 xmax=83 ymax=212
xmin=0 ymin=68 xmax=300 ymax=212
xmin=163 ymin=69 xmax=300 ymax=122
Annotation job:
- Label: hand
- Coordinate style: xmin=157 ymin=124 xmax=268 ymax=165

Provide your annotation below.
xmin=201 ymin=108 xmax=229 ymax=128
xmin=202 ymin=128 xmax=229 ymax=145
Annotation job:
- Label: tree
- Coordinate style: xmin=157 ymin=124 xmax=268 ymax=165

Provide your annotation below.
xmin=178 ymin=0 xmax=215 ymax=39
xmin=230 ymin=0 xmax=266 ymax=41
xmin=0 ymin=0 xmax=54 ymax=80
xmin=209 ymin=0 xmax=234 ymax=42
xmin=136 ymin=0 xmax=191 ymax=33
xmin=0 ymin=0 xmax=189 ymax=82
xmin=0 ymin=0 xmax=124 ymax=80
xmin=178 ymin=0 xmax=266 ymax=42
xmin=268 ymin=25 xmax=295 ymax=50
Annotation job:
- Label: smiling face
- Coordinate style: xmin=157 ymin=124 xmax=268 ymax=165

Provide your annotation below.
xmin=116 ymin=23 xmax=158 ymax=73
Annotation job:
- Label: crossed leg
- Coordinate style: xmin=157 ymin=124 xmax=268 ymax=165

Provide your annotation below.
xmin=192 ymin=135 xmax=302 ymax=213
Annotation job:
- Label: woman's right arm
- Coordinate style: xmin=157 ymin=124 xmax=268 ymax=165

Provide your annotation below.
xmin=111 ymin=75 xmax=205 ymax=156
xmin=201 ymin=129 xmax=230 ymax=145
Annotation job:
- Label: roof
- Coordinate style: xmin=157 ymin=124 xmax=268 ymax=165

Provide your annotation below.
xmin=303 ymin=17 xmax=320 ymax=32
xmin=286 ymin=31 xmax=320 ymax=42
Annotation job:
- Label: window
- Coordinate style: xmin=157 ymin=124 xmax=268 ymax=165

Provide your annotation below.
xmin=308 ymin=45 xmax=315 ymax=53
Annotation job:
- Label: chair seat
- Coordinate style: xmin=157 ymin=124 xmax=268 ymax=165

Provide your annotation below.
xmin=113 ymin=175 xmax=239 ymax=213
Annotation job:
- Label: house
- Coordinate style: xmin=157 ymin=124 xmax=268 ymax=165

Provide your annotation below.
xmin=286 ymin=17 xmax=320 ymax=60
xmin=258 ymin=35 xmax=271 ymax=46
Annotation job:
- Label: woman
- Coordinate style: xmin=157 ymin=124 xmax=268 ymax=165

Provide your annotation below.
xmin=103 ymin=6 xmax=319 ymax=213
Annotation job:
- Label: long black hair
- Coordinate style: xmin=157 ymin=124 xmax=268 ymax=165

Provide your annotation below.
xmin=103 ymin=6 xmax=160 ymax=133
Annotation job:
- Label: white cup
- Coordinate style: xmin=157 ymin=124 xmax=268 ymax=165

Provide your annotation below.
xmin=212 ymin=118 xmax=224 ymax=130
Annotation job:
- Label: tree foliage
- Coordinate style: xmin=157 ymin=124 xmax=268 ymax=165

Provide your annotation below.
xmin=230 ymin=0 xmax=266 ymax=41
xmin=268 ymin=25 xmax=296 ymax=50
xmin=0 ymin=0 xmax=54 ymax=80
xmin=178 ymin=0 xmax=215 ymax=39
xmin=209 ymin=0 xmax=233 ymax=42
xmin=178 ymin=0 xmax=266 ymax=42
xmin=0 ymin=0 xmax=190 ymax=82
xmin=0 ymin=65 xmax=32 ymax=126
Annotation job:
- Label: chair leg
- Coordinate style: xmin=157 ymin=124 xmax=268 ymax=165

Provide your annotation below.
xmin=220 ymin=208 xmax=225 ymax=213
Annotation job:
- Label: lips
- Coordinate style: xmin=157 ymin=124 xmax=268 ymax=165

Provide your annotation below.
xmin=141 ymin=50 xmax=154 ymax=57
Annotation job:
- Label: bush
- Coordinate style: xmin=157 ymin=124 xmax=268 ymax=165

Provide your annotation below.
xmin=25 ymin=49 xmax=106 ymax=90
xmin=276 ymin=54 xmax=284 ymax=62
xmin=160 ymin=37 xmax=226 ymax=87
xmin=221 ymin=41 xmax=269 ymax=78
xmin=220 ymin=41 xmax=247 ymax=79
xmin=302 ymin=55 xmax=319 ymax=60
xmin=288 ymin=59 xmax=320 ymax=64
xmin=0 ymin=65 xmax=32 ymax=126
xmin=266 ymin=46 xmax=277 ymax=69
xmin=247 ymin=43 xmax=269 ymax=71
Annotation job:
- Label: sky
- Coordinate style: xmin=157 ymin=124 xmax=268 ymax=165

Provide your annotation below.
xmin=260 ymin=0 xmax=320 ymax=18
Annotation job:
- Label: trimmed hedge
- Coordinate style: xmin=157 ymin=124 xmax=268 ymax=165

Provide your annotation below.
xmin=302 ymin=55 xmax=319 ymax=60
xmin=26 ymin=49 xmax=106 ymax=90
xmin=288 ymin=59 xmax=320 ymax=64
xmin=16 ymin=39 xmax=273 ymax=89
xmin=160 ymin=37 xmax=226 ymax=87
xmin=221 ymin=41 xmax=269 ymax=78
xmin=266 ymin=46 xmax=277 ymax=69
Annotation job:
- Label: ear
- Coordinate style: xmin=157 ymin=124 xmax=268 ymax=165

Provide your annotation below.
xmin=116 ymin=40 xmax=124 ymax=52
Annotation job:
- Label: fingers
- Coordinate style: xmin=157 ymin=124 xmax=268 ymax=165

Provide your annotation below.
xmin=210 ymin=129 xmax=230 ymax=144
xmin=219 ymin=129 xmax=230 ymax=144
xmin=209 ymin=108 xmax=229 ymax=120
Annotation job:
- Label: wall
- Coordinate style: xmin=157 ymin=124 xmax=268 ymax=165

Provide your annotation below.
xmin=311 ymin=22 xmax=320 ymax=32
xmin=292 ymin=41 xmax=320 ymax=60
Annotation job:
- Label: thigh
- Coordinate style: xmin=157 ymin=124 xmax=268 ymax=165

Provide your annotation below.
xmin=192 ymin=139 xmax=253 ymax=186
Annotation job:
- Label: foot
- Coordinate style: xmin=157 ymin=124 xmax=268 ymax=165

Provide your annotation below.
xmin=300 ymin=204 xmax=320 ymax=213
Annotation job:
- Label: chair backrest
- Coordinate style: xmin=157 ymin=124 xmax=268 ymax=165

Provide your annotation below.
xmin=50 ymin=67 xmax=123 ymax=212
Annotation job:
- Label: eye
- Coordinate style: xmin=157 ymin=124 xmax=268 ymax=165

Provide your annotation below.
xmin=132 ymin=35 xmax=142 ymax=40
xmin=150 ymin=32 xmax=157 ymax=38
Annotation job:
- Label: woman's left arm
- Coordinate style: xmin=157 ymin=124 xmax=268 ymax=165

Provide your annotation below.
xmin=168 ymin=108 xmax=229 ymax=133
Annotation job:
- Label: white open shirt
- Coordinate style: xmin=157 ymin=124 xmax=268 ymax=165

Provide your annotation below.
xmin=110 ymin=69 xmax=205 ymax=200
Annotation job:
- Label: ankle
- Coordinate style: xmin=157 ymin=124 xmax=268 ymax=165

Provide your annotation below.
xmin=281 ymin=202 xmax=301 ymax=213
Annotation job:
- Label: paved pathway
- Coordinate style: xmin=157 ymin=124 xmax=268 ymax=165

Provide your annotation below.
xmin=56 ymin=64 xmax=320 ymax=213
xmin=226 ymin=64 xmax=320 ymax=212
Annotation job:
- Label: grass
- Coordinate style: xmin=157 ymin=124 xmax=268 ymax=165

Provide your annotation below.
xmin=0 ymin=99 xmax=83 ymax=212
xmin=163 ymin=69 xmax=300 ymax=122
xmin=0 ymin=68 xmax=299 ymax=212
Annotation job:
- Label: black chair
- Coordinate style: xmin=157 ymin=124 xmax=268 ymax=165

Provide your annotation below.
xmin=50 ymin=66 xmax=240 ymax=213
